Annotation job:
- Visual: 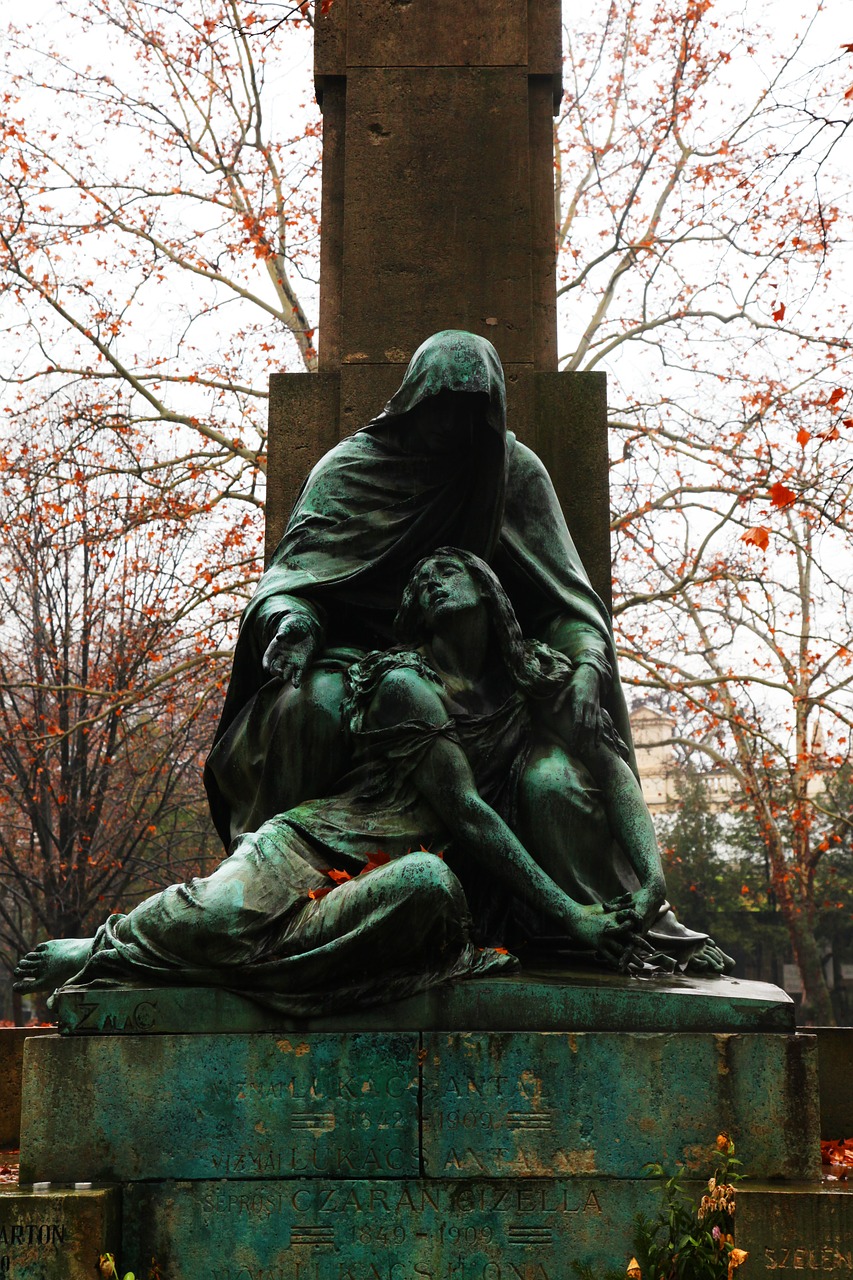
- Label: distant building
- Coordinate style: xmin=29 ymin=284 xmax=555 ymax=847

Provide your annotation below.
xmin=628 ymin=704 xmax=829 ymax=814
xmin=629 ymin=704 xmax=737 ymax=813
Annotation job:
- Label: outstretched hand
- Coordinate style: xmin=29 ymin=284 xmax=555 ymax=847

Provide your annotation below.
xmin=262 ymin=615 xmax=319 ymax=689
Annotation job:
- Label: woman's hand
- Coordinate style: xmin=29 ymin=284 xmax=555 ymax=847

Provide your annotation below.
xmin=562 ymin=901 xmax=636 ymax=965
xmin=555 ymin=664 xmax=602 ymax=749
xmin=262 ymin=614 xmax=319 ymax=688
xmin=604 ymin=882 xmax=667 ymax=934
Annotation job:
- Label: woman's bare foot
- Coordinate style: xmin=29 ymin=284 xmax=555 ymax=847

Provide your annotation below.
xmin=13 ymin=938 xmax=93 ymax=993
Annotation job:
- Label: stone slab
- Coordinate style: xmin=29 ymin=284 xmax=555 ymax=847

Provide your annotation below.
xmin=813 ymin=1027 xmax=853 ymax=1139
xmin=19 ymin=1032 xmax=419 ymax=1184
xmin=53 ymin=967 xmax=794 ymax=1039
xmin=51 ymin=970 xmax=796 ymax=1036
xmin=736 ymin=1184 xmax=853 ymax=1276
xmin=265 ymin=371 xmax=340 ymax=563
xmin=0 ymin=1030 xmax=53 ymax=1150
xmin=120 ymin=1177 xmax=662 ymax=1278
xmin=0 ymin=1185 xmax=120 ymax=1279
xmin=532 ymin=372 xmax=612 ymax=612
xmin=421 ymin=1032 xmax=820 ymax=1180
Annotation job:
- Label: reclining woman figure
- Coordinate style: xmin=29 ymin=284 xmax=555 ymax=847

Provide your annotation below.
xmin=14 ymin=549 xmax=724 ymax=1012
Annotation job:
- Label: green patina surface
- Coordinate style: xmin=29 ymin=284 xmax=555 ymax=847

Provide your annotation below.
xmin=736 ymin=1184 xmax=853 ymax=1277
xmin=119 ymin=1177 xmax=664 ymax=1279
xmin=19 ymin=1032 xmax=419 ymax=1184
xmin=20 ymin=1027 xmax=818 ymax=1186
xmin=52 ymin=968 xmax=795 ymax=1037
xmin=0 ymin=1185 xmax=119 ymax=1279
xmin=422 ymin=1032 xmax=819 ymax=1181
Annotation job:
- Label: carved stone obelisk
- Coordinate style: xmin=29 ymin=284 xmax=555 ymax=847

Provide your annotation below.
xmin=266 ymin=0 xmax=612 ymax=607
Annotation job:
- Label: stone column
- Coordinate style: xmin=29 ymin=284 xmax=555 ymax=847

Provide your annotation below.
xmin=267 ymin=0 xmax=611 ymax=609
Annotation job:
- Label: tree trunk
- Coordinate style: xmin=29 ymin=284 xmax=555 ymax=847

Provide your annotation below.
xmin=787 ymin=914 xmax=835 ymax=1026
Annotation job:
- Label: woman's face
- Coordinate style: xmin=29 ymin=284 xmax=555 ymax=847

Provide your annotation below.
xmin=416 ymin=556 xmax=484 ymax=630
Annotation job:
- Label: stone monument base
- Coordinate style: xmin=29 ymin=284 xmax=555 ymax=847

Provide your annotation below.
xmin=0 ymin=1185 xmax=119 ymax=1279
xmin=16 ymin=971 xmax=828 ymax=1275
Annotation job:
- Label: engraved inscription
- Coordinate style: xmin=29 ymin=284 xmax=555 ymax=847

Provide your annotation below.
xmin=0 ymin=1222 xmax=66 ymax=1247
xmin=507 ymin=1228 xmax=553 ymax=1247
xmin=201 ymin=1182 xmax=605 ymax=1221
xmin=208 ymin=1144 xmax=416 ymax=1176
xmin=291 ymin=1227 xmax=335 ymax=1247
xmin=763 ymin=1245 xmax=853 ymax=1271
xmin=506 ymin=1114 xmax=552 ymax=1132
xmin=134 ymin=1179 xmax=647 ymax=1280
xmin=290 ymin=1114 xmax=336 ymax=1133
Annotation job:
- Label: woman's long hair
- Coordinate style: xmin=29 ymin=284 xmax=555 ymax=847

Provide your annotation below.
xmin=394 ymin=547 xmax=573 ymax=699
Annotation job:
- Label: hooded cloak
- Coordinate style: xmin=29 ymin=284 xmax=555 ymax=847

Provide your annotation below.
xmin=206 ymin=330 xmax=635 ymax=846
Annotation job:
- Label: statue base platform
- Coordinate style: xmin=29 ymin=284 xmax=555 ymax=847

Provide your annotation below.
xmin=50 ymin=967 xmax=795 ymax=1035
xmin=18 ymin=971 xmax=828 ymax=1275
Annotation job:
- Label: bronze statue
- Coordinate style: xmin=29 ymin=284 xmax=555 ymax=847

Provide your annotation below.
xmin=15 ymin=332 xmax=732 ymax=1007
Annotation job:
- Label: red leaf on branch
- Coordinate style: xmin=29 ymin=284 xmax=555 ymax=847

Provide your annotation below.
xmin=326 ymin=868 xmax=352 ymax=884
xmin=828 ymin=387 xmax=845 ymax=406
xmin=772 ymin=302 xmax=786 ymax=322
xmin=796 ymin=427 xmax=810 ymax=446
xmin=741 ymin=526 xmax=769 ymax=551
xmin=769 ymin=482 xmax=796 ymax=509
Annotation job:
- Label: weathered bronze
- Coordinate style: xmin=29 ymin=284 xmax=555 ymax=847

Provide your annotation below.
xmin=14 ymin=333 xmax=731 ymax=1008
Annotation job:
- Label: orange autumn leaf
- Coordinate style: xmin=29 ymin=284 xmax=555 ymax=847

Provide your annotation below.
xmin=772 ymin=302 xmax=786 ymax=322
xmin=728 ymin=1249 xmax=748 ymax=1277
xmin=769 ymin=481 xmax=796 ymax=509
xmin=828 ymin=387 xmax=845 ymax=407
xmin=307 ymin=884 xmax=335 ymax=901
xmin=796 ymin=427 xmax=810 ymax=446
xmin=362 ymin=850 xmax=391 ymax=874
xmin=326 ymin=868 xmax=353 ymax=884
xmin=741 ymin=526 xmax=769 ymax=551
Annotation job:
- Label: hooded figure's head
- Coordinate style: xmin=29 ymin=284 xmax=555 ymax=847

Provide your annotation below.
xmin=372 ymin=330 xmax=507 ymax=441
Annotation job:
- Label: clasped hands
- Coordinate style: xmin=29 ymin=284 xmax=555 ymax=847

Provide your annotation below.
xmin=583 ymin=889 xmax=668 ymax=971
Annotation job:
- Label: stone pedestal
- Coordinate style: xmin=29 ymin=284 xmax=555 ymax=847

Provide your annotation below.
xmin=16 ymin=972 xmax=825 ymax=1275
xmin=0 ymin=1029 xmax=53 ymax=1150
xmin=0 ymin=1185 xmax=119 ymax=1279
xmin=737 ymin=1184 xmax=853 ymax=1277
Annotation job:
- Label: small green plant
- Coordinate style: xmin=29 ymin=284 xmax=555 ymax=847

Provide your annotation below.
xmin=571 ymin=1135 xmax=748 ymax=1280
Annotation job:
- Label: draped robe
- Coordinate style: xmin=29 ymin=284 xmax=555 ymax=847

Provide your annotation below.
xmin=206 ymin=330 xmax=633 ymax=853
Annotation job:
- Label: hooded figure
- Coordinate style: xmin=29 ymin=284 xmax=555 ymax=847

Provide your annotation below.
xmin=206 ymin=330 xmax=631 ymax=851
